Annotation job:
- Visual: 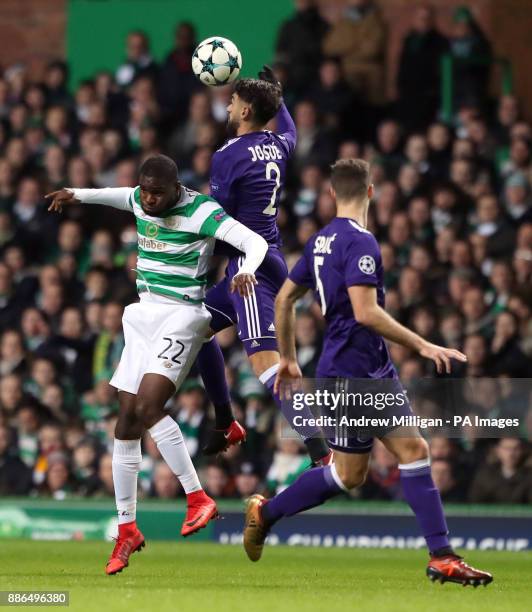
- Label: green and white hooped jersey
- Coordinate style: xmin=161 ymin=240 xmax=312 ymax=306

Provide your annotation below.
xmin=71 ymin=184 xmax=236 ymax=304
xmin=129 ymin=185 xmax=233 ymax=303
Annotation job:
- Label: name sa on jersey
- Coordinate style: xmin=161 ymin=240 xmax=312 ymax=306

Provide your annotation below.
xmin=313 ymin=233 xmax=337 ymax=255
xmin=248 ymin=144 xmax=283 ymax=162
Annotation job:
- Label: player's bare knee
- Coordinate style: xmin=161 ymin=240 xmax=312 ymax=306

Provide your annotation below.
xmin=135 ymin=395 xmax=165 ymax=429
xmin=335 ymin=463 xmax=367 ymax=490
xmin=342 ymin=471 xmax=367 ymax=490
xmin=249 ymin=351 xmax=279 ymax=379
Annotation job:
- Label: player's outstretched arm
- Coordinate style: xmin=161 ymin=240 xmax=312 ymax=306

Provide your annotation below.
xmin=45 ymin=189 xmax=81 ymax=213
xmin=258 ymin=64 xmax=296 ymax=152
xmin=273 ymin=279 xmax=308 ymax=396
xmin=348 ymin=285 xmax=467 ymax=374
xmin=46 ymin=187 xmax=134 ymax=213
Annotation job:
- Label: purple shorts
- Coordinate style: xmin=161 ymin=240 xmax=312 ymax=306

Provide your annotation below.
xmin=325 ymin=375 xmax=413 ymax=454
xmin=205 ymin=247 xmax=287 ymax=355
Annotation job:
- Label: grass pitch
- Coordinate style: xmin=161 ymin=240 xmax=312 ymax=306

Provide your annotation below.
xmin=0 ymin=540 xmax=530 ymax=612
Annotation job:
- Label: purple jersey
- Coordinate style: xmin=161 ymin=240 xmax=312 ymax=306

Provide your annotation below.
xmin=210 ymin=103 xmax=296 ymax=247
xmin=289 ymin=217 xmax=396 ymax=379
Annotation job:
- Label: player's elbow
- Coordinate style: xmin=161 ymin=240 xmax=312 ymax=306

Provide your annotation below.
xmin=257 ymin=235 xmax=268 ymax=258
xmin=245 ymin=233 xmax=267 ymax=262
xmin=353 ymin=307 xmax=377 ymax=328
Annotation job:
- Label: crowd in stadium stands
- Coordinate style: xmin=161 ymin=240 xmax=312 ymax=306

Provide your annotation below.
xmin=0 ymin=0 xmax=531 ymax=504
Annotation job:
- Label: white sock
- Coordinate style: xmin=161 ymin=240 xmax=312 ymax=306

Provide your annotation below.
xmin=112 ymin=439 xmax=141 ymax=525
xmin=148 ymin=415 xmax=202 ymax=494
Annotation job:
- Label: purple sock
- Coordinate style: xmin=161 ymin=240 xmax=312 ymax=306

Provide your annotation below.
xmin=400 ymin=459 xmax=450 ymax=554
xmin=196 ymin=338 xmax=233 ymax=429
xmin=262 ymin=465 xmax=344 ymax=525
xmin=261 ymin=368 xmax=330 ymax=463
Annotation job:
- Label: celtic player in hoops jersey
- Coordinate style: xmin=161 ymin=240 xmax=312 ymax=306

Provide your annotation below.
xmin=46 ymin=155 xmax=267 ymax=575
xmin=242 ymin=159 xmax=493 ymax=587
xmin=196 ymin=67 xmax=331 ymax=464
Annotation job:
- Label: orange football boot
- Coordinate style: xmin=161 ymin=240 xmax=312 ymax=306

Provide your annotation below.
xmin=427 ymin=554 xmax=493 ymax=587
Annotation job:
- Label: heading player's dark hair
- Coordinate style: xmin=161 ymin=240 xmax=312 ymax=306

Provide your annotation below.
xmin=234 ymin=79 xmax=282 ymax=126
xmin=330 ymin=158 xmax=371 ymax=201
xmin=139 ymin=154 xmax=178 ymax=183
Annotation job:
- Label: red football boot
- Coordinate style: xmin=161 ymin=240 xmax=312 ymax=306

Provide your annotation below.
xmin=181 ymin=490 xmax=218 ymax=537
xmin=427 ymin=554 xmax=493 ymax=587
xmin=105 ymin=523 xmax=145 ymax=575
xmin=202 ymin=420 xmax=246 ymax=455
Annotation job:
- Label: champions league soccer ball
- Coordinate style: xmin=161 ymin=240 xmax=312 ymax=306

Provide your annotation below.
xmin=192 ymin=36 xmax=242 ymax=86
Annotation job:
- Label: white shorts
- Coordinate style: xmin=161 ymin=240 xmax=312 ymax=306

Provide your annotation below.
xmin=110 ymin=298 xmax=212 ymax=395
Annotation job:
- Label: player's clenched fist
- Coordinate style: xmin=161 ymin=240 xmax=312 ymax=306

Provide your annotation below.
xmin=45 ymin=189 xmax=79 ymax=213
xmin=230 ymin=272 xmax=258 ymax=298
xmin=258 ymin=65 xmax=282 ymax=90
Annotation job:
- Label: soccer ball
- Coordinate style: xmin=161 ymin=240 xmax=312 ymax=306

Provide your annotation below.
xmin=192 ymin=36 xmax=242 ymax=87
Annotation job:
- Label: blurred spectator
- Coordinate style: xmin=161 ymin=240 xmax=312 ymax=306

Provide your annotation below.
xmin=504 ymin=173 xmax=532 ymax=224
xmin=204 ymin=461 xmax=233 ymax=498
xmin=175 ymin=381 xmax=210 ymax=459
xmin=449 ymin=6 xmax=492 ymax=108
xmin=151 ymin=461 xmax=181 ymax=499
xmin=72 ymin=438 xmax=100 ymax=495
xmin=159 ymin=22 xmax=200 ymax=124
xmin=323 ymin=0 xmax=387 ymax=105
xmin=431 ymin=458 xmax=466 ymax=502
xmin=235 ymin=461 xmax=261 ymax=499
xmin=44 ymin=61 xmax=72 ymax=108
xmin=116 ymin=31 xmax=158 ymax=89
xmin=0 ymin=329 xmax=26 ymax=376
xmin=266 ymin=437 xmax=310 ymax=494
xmin=295 ymin=311 xmax=321 ymax=376
xmin=94 ymin=453 xmax=114 ymax=497
xmin=469 ymin=438 xmax=532 ymax=503
xmin=490 ymin=311 xmax=529 ymax=377
xmin=275 ymin=0 xmax=329 ymax=97
xmin=375 ymin=120 xmax=404 ymax=179
xmin=92 ymin=302 xmax=124 ymax=382
xmin=0 ymin=424 xmax=32 ymax=494
xmin=168 ymin=91 xmax=219 ymax=166
xmin=397 ymin=5 xmax=449 ymax=130
xmin=293 ymin=100 xmax=337 ymax=170
xmin=493 ymin=95 xmax=520 ymax=148
xmin=309 ymin=59 xmax=354 ymax=131
xmin=13 ymin=177 xmax=57 ymax=260
xmin=41 ymin=451 xmax=73 ymax=499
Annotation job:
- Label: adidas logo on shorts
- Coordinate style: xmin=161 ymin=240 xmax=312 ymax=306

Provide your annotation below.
xmin=250 ymin=340 xmax=260 ymax=348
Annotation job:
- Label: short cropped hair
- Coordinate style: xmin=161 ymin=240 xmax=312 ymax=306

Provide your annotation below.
xmin=330 ymin=158 xmax=371 ymax=200
xmin=234 ymin=79 xmax=281 ymax=126
xmin=139 ymin=154 xmax=178 ymax=183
